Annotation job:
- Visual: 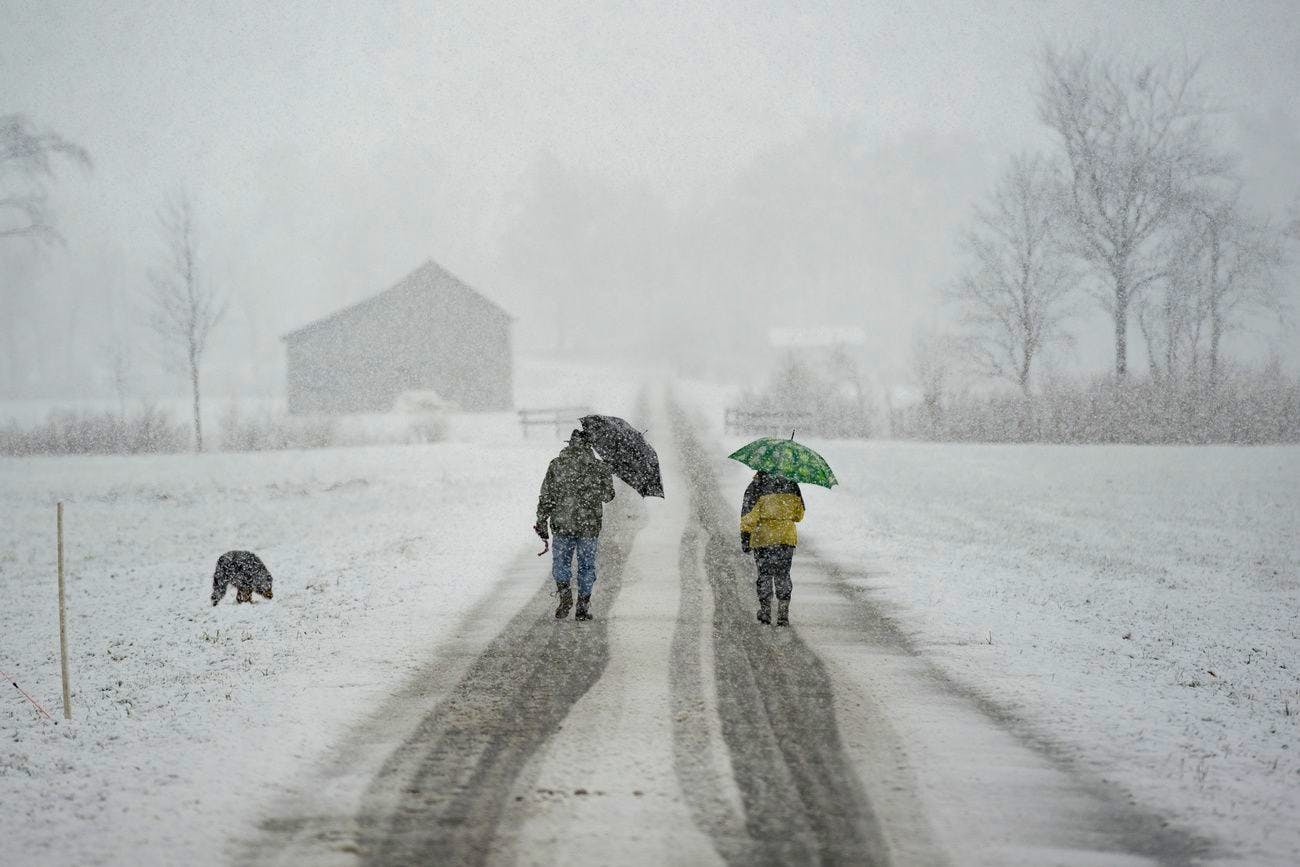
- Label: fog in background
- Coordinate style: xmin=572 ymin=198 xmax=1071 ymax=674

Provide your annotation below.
xmin=3 ymin=0 xmax=1299 ymax=402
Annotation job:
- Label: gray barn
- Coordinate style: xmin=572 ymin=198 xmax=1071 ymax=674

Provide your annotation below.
xmin=283 ymin=260 xmax=512 ymax=414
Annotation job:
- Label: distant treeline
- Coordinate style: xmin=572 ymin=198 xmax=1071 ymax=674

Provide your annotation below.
xmin=890 ymin=363 xmax=1300 ymax=444
xmin=739 ymin=353 xmax=1299 ymax=444
xmin=0 ymin=403 xmax=447 ymax=457
xmin=0 ymin=404 xmax=189 ymax=456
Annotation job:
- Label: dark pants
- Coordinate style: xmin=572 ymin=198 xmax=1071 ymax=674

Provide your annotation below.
xmin=754 ymin=544 xmax=794 ymax=602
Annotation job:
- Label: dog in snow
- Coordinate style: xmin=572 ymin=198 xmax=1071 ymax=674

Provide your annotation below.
xmin=211 ymin=551 xmax=274 ymax=605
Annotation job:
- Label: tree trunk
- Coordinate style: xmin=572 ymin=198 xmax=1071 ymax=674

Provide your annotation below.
xmin=1207 ymin=237 xmax=1223 ymax=390
xmin=1113 ymin=275 xmax=1129 ymax=379
xmin=1018 ymin=348 xmax=1032 ymax=397
xmin=1163 ymin=289 xmax=1177 ymax=383
xmin=190 ymin=353 xmax=203 ymax=452
xmin=1208 ymin=312 xmax=1222 ymax=390
xmin=925 ymin=395 xmax=941 ymax=440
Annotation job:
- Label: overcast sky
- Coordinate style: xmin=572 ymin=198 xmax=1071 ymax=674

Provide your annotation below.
xmin=3 ymin=0 xmax=1298 ymax=396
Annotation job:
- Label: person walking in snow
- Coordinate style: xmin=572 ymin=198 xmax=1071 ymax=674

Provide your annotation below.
xmin=740 ymin=470 xmax=804 ymax=626
xmin=535 ymin=429 xmax=616 ymax=621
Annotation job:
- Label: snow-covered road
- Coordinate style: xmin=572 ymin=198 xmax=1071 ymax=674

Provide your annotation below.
xmin=246 ymin=394 xmax=1215 ymax=867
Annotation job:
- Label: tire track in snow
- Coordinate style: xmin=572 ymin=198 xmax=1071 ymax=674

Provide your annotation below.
xmin=814 ymin=555 xmax=1219 ymax=867
xmin=352 ymin=489 xmax=646 ymax=867
xmin=668 ymin=400 xmax=891 ymax=866
xmin=669 ymin=513 xmax=755 ymax=864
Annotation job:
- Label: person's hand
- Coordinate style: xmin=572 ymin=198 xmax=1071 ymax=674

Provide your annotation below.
xmin=534 ymin=522 xmax=549 ymax=540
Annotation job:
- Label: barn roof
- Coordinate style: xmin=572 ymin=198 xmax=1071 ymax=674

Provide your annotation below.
xmin=282 ymin=259 xmax=511 ymax=342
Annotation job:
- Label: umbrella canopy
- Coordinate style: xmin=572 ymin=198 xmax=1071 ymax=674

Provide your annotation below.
xmin=580 ymin=414 xmax=665 ymax=498
xmin=728 ymin=436 xmax=838 ymax=489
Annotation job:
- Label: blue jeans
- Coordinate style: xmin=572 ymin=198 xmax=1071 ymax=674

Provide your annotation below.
xmin=552 ymin=535 xmax=598 ymax=596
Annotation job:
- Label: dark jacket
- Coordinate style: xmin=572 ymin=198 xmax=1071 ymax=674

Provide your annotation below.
xmin=740 ymin=472 xmax=804 ymax=550
xmin=537 ymin=442 xmax=616 ymax=537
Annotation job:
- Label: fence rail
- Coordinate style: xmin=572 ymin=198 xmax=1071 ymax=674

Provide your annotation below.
xmin=518 ymin=406 xmax=592 ymax=437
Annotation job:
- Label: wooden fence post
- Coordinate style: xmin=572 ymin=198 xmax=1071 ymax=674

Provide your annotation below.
xmin=57 ymin=502 xmax=71 ymax=720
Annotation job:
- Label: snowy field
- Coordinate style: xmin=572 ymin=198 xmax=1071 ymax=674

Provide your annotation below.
xmin=2 ymin=441 xmax=544 ymax=865
xmin=0 ymin=360 xmax=642 ymax=866
xmin=3 ymin=369 xmax=1298 ymax=865
xmin=783 ymin=440 xmax=1300 ymax=864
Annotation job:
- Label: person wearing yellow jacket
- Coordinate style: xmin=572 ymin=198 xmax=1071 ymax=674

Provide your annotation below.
xmin=739 ymin=470 xmax=805 ymax=626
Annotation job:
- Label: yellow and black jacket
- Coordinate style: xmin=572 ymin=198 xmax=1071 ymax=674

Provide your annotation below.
xmin=740 ymin=473 xmax=805 ymax=550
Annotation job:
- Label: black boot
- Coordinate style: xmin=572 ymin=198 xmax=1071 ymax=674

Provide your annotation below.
xmin=776 ymin=599 xmax=790 ymax=627
xmin=756 ymin=598 xmax=771 ymax=625
xmin=574 ymin=594 xmax=593 ymax=621
xmin=555 ymin=585 xmax=573 ymax=619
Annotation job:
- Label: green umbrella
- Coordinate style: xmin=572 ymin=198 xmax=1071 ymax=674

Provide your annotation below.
xmin=728 ymin=435 xmax=838 ymax=489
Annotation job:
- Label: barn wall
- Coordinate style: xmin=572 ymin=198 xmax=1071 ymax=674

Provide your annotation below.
xmin=424 ymin=292 xmax=513 ymax=410
xmin=286 ymin=282 xmax=512 ymax=414
xmin=286 ymin=289 xmax=433 ymax=414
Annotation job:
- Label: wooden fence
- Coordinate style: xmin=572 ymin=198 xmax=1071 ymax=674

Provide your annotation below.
xmin=517 ymin=406 xmax=591 ymax=438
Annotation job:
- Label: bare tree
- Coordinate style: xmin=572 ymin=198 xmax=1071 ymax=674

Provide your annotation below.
xmin=1 ymin=115 xmax=90 ymax=393
xmin=909 ymin=328 xmax=962 ymax=438
xmin=1136 ymin=262 xmax=1197 ymax=386
xmin=1145 ymin=192 xmax=1288 ymax=385
xmin=1037 ymin=45 xmax=1228 ymax=378
xmin=145 ymin=190 xmax=225 ymax=452
xmin=950 ymin=154 xmax=1078 ymax=395
xmin=0 ymin=114 xmax=91 ymax=243
xmin=827 ymin=343 xmax=873 ymax=423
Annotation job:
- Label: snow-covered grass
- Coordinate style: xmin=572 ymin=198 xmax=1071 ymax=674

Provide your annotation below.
xmin=0 ymin=358 xmax=640 ymax=866
xmin=790 ymin=439 xmax=1300 ymax=864
xmin=0 ymin=442 xmax=551 ymax=865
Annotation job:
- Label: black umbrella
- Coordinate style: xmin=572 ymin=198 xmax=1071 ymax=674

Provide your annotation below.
xmin=580 ymin=414 xmax=665 ymax=498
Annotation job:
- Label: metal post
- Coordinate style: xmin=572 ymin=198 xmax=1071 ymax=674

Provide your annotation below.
xmin=57 ymin=502 xmax=71 ymax=720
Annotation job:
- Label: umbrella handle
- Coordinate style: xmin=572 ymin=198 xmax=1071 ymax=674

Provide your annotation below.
xmin=537 ymin=538 xmax=550 ymax=557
